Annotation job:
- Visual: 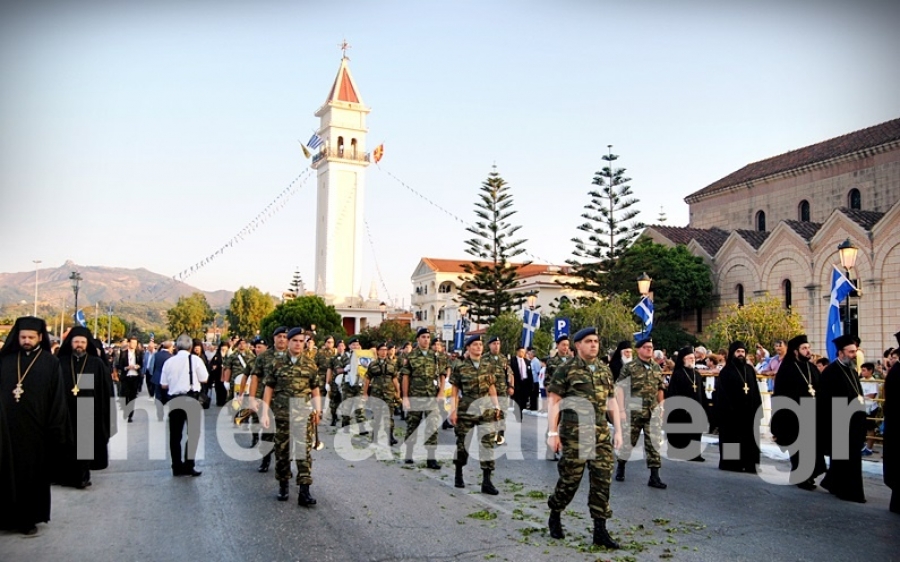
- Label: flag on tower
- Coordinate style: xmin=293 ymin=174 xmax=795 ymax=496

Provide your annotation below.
xmin=298 ymin=140 xmax=311 ymax=159
xmin=307 ymin=133 xmax=324 ymax=150
xmin=373 ymin=143 xmax=384 ymax=163
xmin=826 ymin=265 xmax=856 ymax=361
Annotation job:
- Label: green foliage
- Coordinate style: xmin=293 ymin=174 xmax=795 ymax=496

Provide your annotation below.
xmin=258 ymin=295 xmax=344 ymax=343
xmin=705 ymin=295 xmax=804 ymax=353
xmin=556 ymin=296 xmax=639 ymax=354
xmin=485 ymin=311 xmax=523 ymax=357
xmin=356 ymin=319 xmax=416 ymax=349
xmin=600 ymin=239 xmax=714 ymax=321
xmin=226 ymin=286 xmax=275 ymax=337
xmin=649 ymin=322 xmax=700 ymax=356
xmin=457 ymin=167 xmax=528 ymax=324
xmin=166 ymin=292 xmax=215 ymax=340
xmin=567 ymin=149 xmax=645 ymax=292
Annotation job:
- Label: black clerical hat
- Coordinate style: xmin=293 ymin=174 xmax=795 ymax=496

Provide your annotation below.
xmin=832 ymin=334 xmax=857 ymax=350
xmin=787 ymin=334 xmax=808 ymax=351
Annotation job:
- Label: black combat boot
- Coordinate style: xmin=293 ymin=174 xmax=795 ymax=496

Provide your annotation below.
xmin=297 ymin=484 xmax=317 ymax=506
xmin=454 ymin=463 xmax=465 ymax=488
xmin=277 ymin=481 xmax=289 ymax=501
xmin=548 ymin=510 xmax=564 ymax=539
xmin=330 ymin=411 xmax=338 ymax=427
xmin=258 ymin=452 xmax=272 ymax=473
xmin=614 ymin=460 xmax=626 ymax=482
xmin=592 ymin=518 xmax=619 ymax=549
xmin=426 ymin=459 xmax=441 ymax=470
xmin=389 ymin=432 xmax=398 ymax=446
xmin=481 ymin=469 xmax=499 ymax=495
xmin=442 ymin=418 xmax=454 ymax=430
xmin=648 ymin=467 xmax=667 ymax=489
xmin=251 ymin=433 xmax=259 ymax=448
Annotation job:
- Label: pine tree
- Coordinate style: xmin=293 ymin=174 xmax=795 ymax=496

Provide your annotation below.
xmin=658 ymin=206 xmax=667 ymax=223
xmin=287 ymin=269 xmax=305 ymax=297
xmin=567 ymin=146 xmax=645 ymax=293
xmin=457 ymin=167 xmax=529 ymax=324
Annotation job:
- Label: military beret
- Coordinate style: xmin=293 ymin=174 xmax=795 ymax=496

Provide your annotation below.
xmin=416 ymin=327 xmax=430 ymax=338
xmin=347 ymin=337 xmax=359 ymax=346
xmin=287 ymin=327 xmax=305 ymax=340
xmin=464 ymin=334 xmax=482 ymax=348
xmin=251 ymin=337 xmax=266 ymax=346
xmin=377 ymin=342 xmax=388 ymax=350
xmin=573 ymin=327 xmax=597 ymax=343
xmin=555 ymin=334 xmax=569 ymax=344
xmin=487 ymin=336 xmax=500 ymax=345
xmin=387 ymin=343 xmax=396 ymax=350
xmin=273 ymin=326 xmax=288 ymax=336
xmin=430 ymin=336 xmax=440 ymax=346
xmin=635 ymin=337 xmax=653 ymax=349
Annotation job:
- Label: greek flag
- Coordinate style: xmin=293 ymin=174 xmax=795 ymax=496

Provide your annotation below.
xmin=633 ymin=297 xmax=654 ymax=336
xmin=74 ymin=309 xmax=86 ymax=327
xmin=826 ymin=265 xmax=856 ymax=361
xmin=454 ymin=319 xmax=464 ymax=351
xmin=306 ymin=133 xmax=324 ymax=150
xmin=521 ymin=309 xmax=540 ymax=348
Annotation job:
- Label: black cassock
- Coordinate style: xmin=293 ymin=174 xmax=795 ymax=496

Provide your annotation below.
xmin=884 ymin=362 xmax=897 ymax=513
xmin=0 ymin=350 xmax=70 ymax=529
xmin=715 ymin=361 xmax=762 ymax=472
xmin=771 ymin=358 xmax=827 ymax=483
xmin=0 ymin=397 xmax=15 ymax=511
xmin=818 ymin=360 xmax=867 ymax=503
xmin=665 ymin=366 xmax=705 ymax=459
xmin=59 ymin=353 xmax=117 ymax=486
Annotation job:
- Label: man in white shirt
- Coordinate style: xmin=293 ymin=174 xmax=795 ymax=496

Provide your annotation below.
xmin=160 ymin=334 xmax=209 ymax=477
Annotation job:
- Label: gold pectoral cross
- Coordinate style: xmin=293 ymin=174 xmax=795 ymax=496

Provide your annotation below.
xmin=692 ymin=384 xmax=697 ymax=392
xmin=743 ymin=383 xmax=749 ymax=395
xmin=72 ymin=386 xmax=80 ymax=396
xmin=857 ymin=395 xmax=865 ymax=405
xmin=808 ymin=384 xmax=815 ymax=398
xmin=12 ymin=383 xmax=24 ymax=402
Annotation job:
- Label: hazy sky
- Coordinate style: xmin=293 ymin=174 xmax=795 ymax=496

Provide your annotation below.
xmin=1 ymin=0 xmax=898 ymax=307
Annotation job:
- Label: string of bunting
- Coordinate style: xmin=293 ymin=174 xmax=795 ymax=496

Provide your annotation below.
xmin=363 ymin=218 xmax=393 ymax=304
xmin=147 ymin=169 xmax=313 ymax=302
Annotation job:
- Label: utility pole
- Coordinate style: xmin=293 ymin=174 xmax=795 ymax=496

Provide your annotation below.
xmin=107 ymin=303 xmax=113 ymax=346
xmin=32 ymin=259 xmax=41 ymax=316
xmin=94 ymin=301 xmax=100 ymax=338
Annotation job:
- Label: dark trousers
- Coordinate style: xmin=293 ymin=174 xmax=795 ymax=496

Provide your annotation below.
xmin=213 ymin=380 xmax=227 ymax=407
xmin=168 ymin=407 xmax=198 ymax=473
xmin=528 ymin=382 xmax=539 ymax=411
xmin=513 ymin=383 xmax=530 ymax=420
xmin=122 ymin=376 xmax=142 ymax=420
xmin=145 ymin=373 xmax=156 ymax=398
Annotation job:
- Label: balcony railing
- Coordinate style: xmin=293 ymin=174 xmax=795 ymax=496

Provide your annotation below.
xmin=311 ymin=147 xmax=371 ymax=166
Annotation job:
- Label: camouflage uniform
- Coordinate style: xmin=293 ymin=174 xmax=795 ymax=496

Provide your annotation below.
xmin=225 ymin=349 xmax=255 ymax=401
xmin=546 ymin=356 xmax=616 ymax=520
xmin=327 ymin=352 xmax=349 ymax=425
xmin=264 ymin=353 xmax=319 ymax=485
xmin=488 ymin=352 xmax=511 ymax=431
xmin=336 ymin=352 xmax=367 ymax=428
xmin=616 ymin=359 xmax=665 ymax=468
xmin=315 ymin=348 xmax=336 ymax=412
xmin=251 ymin=347 xmax=286 ymax=450
xmin=400 ymin=347 xmax=441 ymax=454
xmin=366 ymin=357 xmax=399 ymax=444
xmin=451 ymin=358 xmax=498 ymax=470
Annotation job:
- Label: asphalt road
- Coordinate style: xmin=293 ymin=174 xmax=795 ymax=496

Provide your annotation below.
xmin=1 ymin=403 xmax=897 ymax=562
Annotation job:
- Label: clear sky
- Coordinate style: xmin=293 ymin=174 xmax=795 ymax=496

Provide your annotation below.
xmin=1 ymin=0 xmax=898 ymax=307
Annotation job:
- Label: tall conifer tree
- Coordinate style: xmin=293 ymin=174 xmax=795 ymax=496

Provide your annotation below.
xmin=457 ymin=167 xmax=529 ymax=324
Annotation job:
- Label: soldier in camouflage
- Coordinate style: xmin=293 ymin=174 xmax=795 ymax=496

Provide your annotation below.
xmin=339 ymin=338 xmax=368 ymax=433
xmin=363 ymin=342 xmax=400 ymax=446
xmin=400 ymin=327 xmax=444 ymax=469
xmin=260 ymin=327 xmax=321 ymax=506
xmin=315 ymin=336 xmax=336 ymax=422
xmin=546 ymin=327 xmax=623 ymax=549
xmin=432 ymin=338 xmax=454 ymax=430
xmin=614 ymin=337 xmax=667 ymax=489
xmin=249 ymin=326 xmax=289 ymax=473
xmin=486 ymin=336 xmax=513 ymax=445
xmin=223 ymin=338 xmax=255 ymax=402
xmin=450 ymin=335 xmax=501 ymax=494
xmin=543 ymin=334 xmax=573 ymax=459
xmin=325 ymin=339 xmax=346 ymax=427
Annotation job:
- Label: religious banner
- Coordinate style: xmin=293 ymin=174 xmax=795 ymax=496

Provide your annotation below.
xmin=348 ymin=349 xmax=375 ymax=386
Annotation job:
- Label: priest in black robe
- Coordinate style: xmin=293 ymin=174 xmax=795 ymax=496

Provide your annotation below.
xmin=715 ymin=341 xmax=762 ymax=473
xmin=57 ymin=326 xmax=117 ymax=489
xmin=883 ymin=331 xmax=898 ymax=514
xmin=0 ymin=316 xmax=71 ymax=535
xmin=609 ymin=340 xmax=632 ymax=383
xmin=818 ymin=334 xmax=867 ymax=503
xmin=771 ymin=334 xmax=827 ymax=489
xmin=0 ymin=395 xmax=15 ymax=514
xmin=665 ymin=346 xmax=706 ymax=462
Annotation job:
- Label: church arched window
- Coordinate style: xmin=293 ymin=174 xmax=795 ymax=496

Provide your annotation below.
xmin=337 ymin=136 xmax=344 ymax=157
xmin=755 ymin=211 xmax=766 ymax=232
xmin=783 ymin=279 xmax=792 ymax=311
xmin=848 ymin=188 xmax=861 ymax=210
xmin=350 ymin=138 xmax=358 ymax=158
xmin=737 ymin=284 xmax=745 ymax=307
xmin=798 ymin=200 xmax=810 ymax=222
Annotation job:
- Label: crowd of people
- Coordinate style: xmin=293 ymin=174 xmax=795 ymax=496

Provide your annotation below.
xmin=0 ymin=314 xmax=896 ymax=547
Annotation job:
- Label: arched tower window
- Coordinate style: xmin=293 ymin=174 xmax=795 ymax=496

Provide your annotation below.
xmin=756 ymin=211 xmax=766 ymax=232
xmin=737 ymin=284 xmax=745 ymax=307
xmin=783 ymin=279 xmax=792 ymax=311
xmin=848 ymin=188 xmax=861 ymax=210
xmin=337 ymin=136 xmax=344 ymax=157
xmin=350 ymin=138 xmax=357 ymax=158
xmin=798 ymin=200 xmax=810 ymax=222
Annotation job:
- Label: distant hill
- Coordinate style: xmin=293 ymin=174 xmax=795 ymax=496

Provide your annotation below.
xmin=0 ymin=260 xmax=233 ymax=308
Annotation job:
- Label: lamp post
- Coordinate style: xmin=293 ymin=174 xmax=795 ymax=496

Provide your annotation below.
xmin=379 ymin=301 xmax=386 ymax=322
xmin=32 ymin=260 xmax=41 ymax=316
xmin=526 ymin=293 xmax=537 ymax=311
xmin=837 ymin=238 xmax=859 ymax=337
xmin=69 ymin=271 xmax=83 ymax=317
xmin=107 ymin=303 xmax=113 ymax=347
xmin=637 ymin=272 xmax=652 ymax=340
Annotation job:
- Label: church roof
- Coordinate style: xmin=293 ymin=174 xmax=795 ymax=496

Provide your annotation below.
xmin=418 ymin=258 xmax=567 ymax=278
xmin=326 ymin=57 xmax=362 ymax=104
xmin=839 ymin=208 xmax=884 ymax=231
xmin=648 ymin=226 xmax=730 ymax=255
xmin=685 ymin=117 xmax=900 ymax=203
xmin=734 ymin=230 xmax=771 ymax=249
xmin=782 ymin=220 xmax=823 ymax=241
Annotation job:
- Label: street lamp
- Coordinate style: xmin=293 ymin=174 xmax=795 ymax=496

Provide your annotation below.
xmin=379 ymin=301 xmax=386 ymax=321
xmin=637 ymin=272 xmax=652 ymax=296
xmin=837 ymin=238 xmax=860 ymax=337
xmin=69 ymin=271 xmax=83 ymax=315
xmin=526 ymin=293 xmax=537 ymax=310
xmin=32 ymin=260 xmax=41 ymax=316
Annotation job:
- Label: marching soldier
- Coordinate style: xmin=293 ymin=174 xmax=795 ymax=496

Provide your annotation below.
xmin=387 ymin=343 xmax=404 ymax=420
xmin=546 ymin=327 xmax=623 ymax=549
xmin=248 ymin=327 xmax=289 ymax=473
xmin=400 ymin=327 xmax=444 ymax=469
xmin=260 ymin=328 xmax=321 ymax=506
xmin=433 ymin=338 xmax=453 ymax=430
xmin=223 ymin=338 xmax=255 ymax=402
xmin=615 ymin=337 xmax=667 ymax=489
xmin=340 ymin=338 xmax=368 ymax=434
xmin=486 ymin=336 xmax=513 ymax=445
xmin=315 ymin=335 xmax=336 ymax=416
xmin=543 ymin=334 xmax=573 ymax=459
xmin=325 ymin=339 xmax=347 ymax=427
xmin=363 ymin=342 xmax=400 ymax=446
xmin=450 ymin=335 xmax=501 ymax=494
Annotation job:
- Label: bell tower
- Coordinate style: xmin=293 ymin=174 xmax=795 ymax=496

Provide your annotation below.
xmin=311 ymin=52 xmax=370 ymax=306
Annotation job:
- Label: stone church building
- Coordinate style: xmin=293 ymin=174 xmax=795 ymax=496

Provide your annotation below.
xmin=644 ymin=117 xmax=900 ymax=355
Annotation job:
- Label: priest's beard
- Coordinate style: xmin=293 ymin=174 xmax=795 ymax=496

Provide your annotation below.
xmin=797 ymin=354 xmax=811 ymax=363
xmin=839 ymin=356 xmax=854 ymax=367
xmin=74 ymin=350 xmax=86 ymax=358
xmin=20 ymin=342 xmax=35 ymax=352
xmin=621 ymin=356 xmax=632 ymax=365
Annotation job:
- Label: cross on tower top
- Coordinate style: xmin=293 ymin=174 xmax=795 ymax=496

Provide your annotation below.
xmin=339 ymin=39 xmax=351 ymax=59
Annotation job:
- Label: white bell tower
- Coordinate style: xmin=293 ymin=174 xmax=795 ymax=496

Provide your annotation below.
xmin=311 ymin=52 xmax=370 ymax=306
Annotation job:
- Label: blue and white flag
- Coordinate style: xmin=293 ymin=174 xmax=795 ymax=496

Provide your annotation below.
xmin=454 ymin=318 xmax=464 ymax=351
xmin=521 ymin=309 xmax=540 ymax=348
xmin=74 ymin=309 xmax=86 ymax=327
xmin=633 ymin=296 xmax=654 ymax=336
xmin=306 ymin=133 xmax=324 ymax=150
xmin=826 ymin=265 xmax=856 ymax=361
